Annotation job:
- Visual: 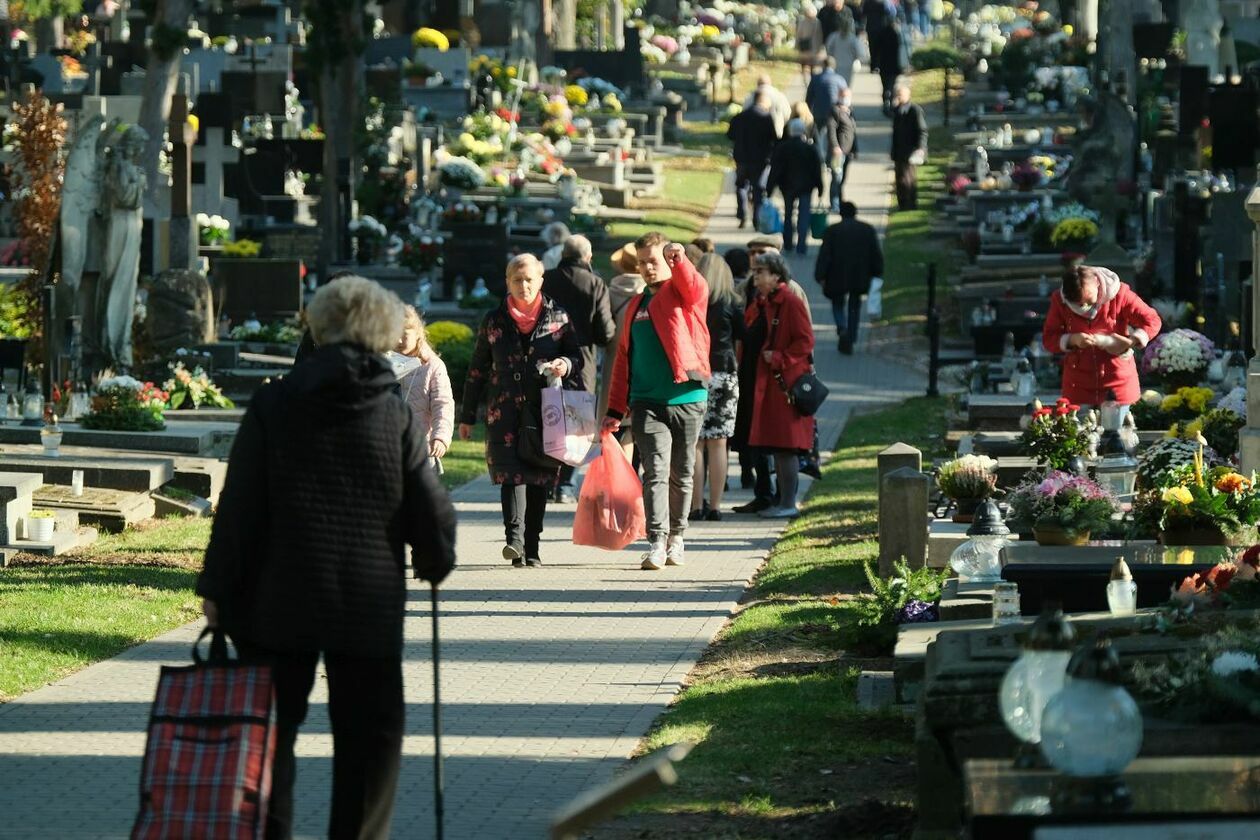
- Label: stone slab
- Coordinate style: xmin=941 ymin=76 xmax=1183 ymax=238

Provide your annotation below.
xmin=938 ymin=578 xmax=996 ymax=622
xmin=0 ymin=422 xmax=235 ymax=455
xmin=857 ymin=670 xmax=897 ymax=710
xmin=0 ymin=454 xmax=174 ymax=492
xmin=32 ymin=485 xmax=156 ymax=533
xmin=2 ymin=525 xmax=98 ymax=556
xmin=153 ymin=492 xmax=212 ymax=518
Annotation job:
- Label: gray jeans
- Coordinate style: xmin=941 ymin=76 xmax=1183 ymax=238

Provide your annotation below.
xmin=632 ymin=401 xmax=707 ymax=542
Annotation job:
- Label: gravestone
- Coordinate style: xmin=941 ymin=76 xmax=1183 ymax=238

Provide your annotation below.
xmin=211 ymin=258 xmax=304 ymax=324
xmin=29 ymin=53 xmax=66 ymax=93
xmin=184 ymin=47 xmax=230 ymax=93
xmin=221 ymin=70 xmax=288 ymax=118
xmin=1240 ymin=178 xmax=1260 ymax=473
xmin=363 ymin=35 xmax=413 ymax=66
xmin=258 ymin=225 xmax=323 ymax=266
xmin=192 ymin=126 xmax=242 ymax=229
xmin=146 ymin=269 xmax=216 ymax=354
xmin=442 ymin=224 xmax=510 ymax=297
xmin=879 ymin=466 xmax=930 ymax=575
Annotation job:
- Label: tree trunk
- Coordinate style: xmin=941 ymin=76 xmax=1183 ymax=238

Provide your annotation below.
xmin=316 ymin=3 xmax=365 ymax=275
xmin=138 ymin=0 xmax=194 ymax=213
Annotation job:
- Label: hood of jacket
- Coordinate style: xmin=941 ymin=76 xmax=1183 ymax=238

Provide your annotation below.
xmin=1062 ymin=266 xmax=1121 ymax=319
xmin=609 ymin=272 xmax=646 ymax=298
xmin=284 ymin=343 xmax=399 ymax=410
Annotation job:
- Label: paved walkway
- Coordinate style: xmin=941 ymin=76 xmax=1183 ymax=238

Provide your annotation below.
xmin=0 ymin=70 xmax=924 ymax=839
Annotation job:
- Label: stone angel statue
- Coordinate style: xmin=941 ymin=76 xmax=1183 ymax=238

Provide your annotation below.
xmin=97 ymin=122 xmax=148 ymax=369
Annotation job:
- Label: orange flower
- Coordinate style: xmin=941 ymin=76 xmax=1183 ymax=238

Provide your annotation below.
xmin=1215 ymin=473 xmax=1252 ymax=494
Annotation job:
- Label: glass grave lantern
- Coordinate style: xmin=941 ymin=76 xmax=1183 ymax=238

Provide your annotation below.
xmin=1040 ymin=638 xmax=1143 ymax=812
xmin=998 ymin=604 xmax=1076 ymax=767
xmin=1093 ymin=391 xmax=1138 ymax=500
xmin=949 ymin=498 xmax=1011 ymax=584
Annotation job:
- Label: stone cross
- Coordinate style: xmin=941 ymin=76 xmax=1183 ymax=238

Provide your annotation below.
xmin=167 ymin=89 xmax=195 ymax=271
xmin=192 ymin=127 xmax=240 ymax=227
xmin=82 ymin=41 xmax=112 ymax=97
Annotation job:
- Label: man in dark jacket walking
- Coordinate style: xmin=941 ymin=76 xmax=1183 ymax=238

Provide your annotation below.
xmin=815 ymin=201 xmax=884 ymax=353
xmin=824 ymin=88 xmax=858 ymax=210
xmin=890 ymin=82 xmax=928 ymax=210
xmin=805 ymin=57 xmax=847 ymax=157
xmin=874 ymin=16 xmax=907 ymax=113
xmin=726 ymin=93 xmax=779 ymax=229
xmin=198 ymin=274 xmax=457 ymax=840
xmin=767 ymin=118 xmax=823 ymax=255
xmin=542 ymin=234 xmax=615 ymax=501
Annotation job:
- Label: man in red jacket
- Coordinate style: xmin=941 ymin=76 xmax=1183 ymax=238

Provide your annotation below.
xmin=603 ymin=231 xmax=711 ymax=570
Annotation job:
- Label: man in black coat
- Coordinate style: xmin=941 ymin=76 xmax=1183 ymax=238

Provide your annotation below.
xmin=767 ymin=118 xmax=823 ymax=255
xmin=874 ymin=16 xmax=907 ymax=113
xmin=818 ymin=0 xmax=842 ymax=41
xmin=824 ymin=88 xmax=859 ymax=211
xmin=890 ymin=83 xmax=928 ymax=210
xmin=815 ymin=201 xmax=884 ymax=354
xmin=198 ymin=275 xmax=457 ymax=839
xmin=542 ymin=234 xmax=615 ymax=501
xmin=726 ymin=93 xmax=779 ymax=229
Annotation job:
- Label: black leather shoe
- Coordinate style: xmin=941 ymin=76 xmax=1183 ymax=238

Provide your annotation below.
xmin=524 ymin=557 xmax=542 ymax=567
xmin=733 ymin=498 xmax=773 ymax=514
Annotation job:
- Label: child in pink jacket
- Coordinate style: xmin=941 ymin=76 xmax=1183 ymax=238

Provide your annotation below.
xmin=397 ymin=305 xmax=454 ymax=466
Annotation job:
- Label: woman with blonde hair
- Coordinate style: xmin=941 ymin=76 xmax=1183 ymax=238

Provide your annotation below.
xmin=599 ymin=243 xmax=647 ymax=459
xmin=459 ymin=254 xmax=582 ymax=567
xmin=690 ymin=252 xmax=743 ymax=521
xmin=396 ymin=305 xmax=454 ymax=466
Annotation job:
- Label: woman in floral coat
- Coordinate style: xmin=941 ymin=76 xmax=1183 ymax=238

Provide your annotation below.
xmin=460 ymin=254 xmax=582 ymax=567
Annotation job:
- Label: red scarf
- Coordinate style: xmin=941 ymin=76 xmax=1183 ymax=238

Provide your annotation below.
xmin=745 ymin=281 xmax=786 ymax=327
xmin=507 ymin=294 xmax=544 ymax=334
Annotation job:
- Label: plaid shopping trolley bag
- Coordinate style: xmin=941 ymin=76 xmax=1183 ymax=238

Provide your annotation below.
xmin=132 ymin=628 xmax=276 ymax=840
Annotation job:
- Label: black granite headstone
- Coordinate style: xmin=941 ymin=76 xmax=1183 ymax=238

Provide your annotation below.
xmin=442 ymin=224 xmax=509 ymax=298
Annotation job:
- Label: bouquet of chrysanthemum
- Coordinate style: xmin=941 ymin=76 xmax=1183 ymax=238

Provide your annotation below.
xmin=1142 ymin=328 xmax=1215 ymax=390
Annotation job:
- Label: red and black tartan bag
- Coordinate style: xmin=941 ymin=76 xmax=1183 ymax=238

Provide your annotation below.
xmin=132 ymin=628 xmax=276 ymax=840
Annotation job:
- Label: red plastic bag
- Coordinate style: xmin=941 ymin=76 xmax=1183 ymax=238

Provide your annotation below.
xmin=573 ymin=432 xmax=647 ymax=550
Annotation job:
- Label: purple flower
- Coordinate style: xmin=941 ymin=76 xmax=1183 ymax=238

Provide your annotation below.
xmin=897 ymin=600 xmax=939 ymax=624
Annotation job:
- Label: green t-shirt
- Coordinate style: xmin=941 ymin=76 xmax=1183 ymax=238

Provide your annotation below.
xmin=628 ymin=290 xmax=708 ymax=407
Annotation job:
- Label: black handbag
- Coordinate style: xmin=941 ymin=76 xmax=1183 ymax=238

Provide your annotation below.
xmin=775 ymin=369 xmax=829 ymax=417
xmin=517 ymin=400 xmax=562 ymax=470
xmin=767 ymin=313 xmax=829 ymax=417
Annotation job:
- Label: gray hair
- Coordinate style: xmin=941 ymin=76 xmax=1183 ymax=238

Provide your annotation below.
xmin=540 ymin=221 xmax=570 ymax=247
xmin=306 ymin=274 xmax=404 ymax=353
xmin=561 ymin=234 xmax=593 ymax=262
xmin=753 ymin=252 xmax=793 ymax=284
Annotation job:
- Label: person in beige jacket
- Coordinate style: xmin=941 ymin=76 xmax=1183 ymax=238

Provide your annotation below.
xmin=397 ymin=305 xmax=454 ymax=464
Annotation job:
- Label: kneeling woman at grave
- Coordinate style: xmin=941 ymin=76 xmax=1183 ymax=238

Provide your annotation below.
xmin=459 ymin=253 xmax=582 ymax=567
xmin=1041 ymin=263 xmax=1162 ymax=418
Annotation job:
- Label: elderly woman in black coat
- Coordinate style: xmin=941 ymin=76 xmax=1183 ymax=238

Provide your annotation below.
xmin=459 ymin=253 xmax=582 ymax=567
xmin=197 ymin=274 xmax=457 ymax=840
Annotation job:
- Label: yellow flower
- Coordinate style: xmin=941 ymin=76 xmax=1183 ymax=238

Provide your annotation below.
xmin=186 ymin=114 xmax=200 ymax=135
xmin=507 ymin=66 xmax=517 ymax=77
xmin=701 ymin=24 xmax=720 ymax=39
xmin=1162 ymin=486 xmax=1194 ymax=505
xmin=412 ymin=27 xmax=450 ymax=51
xmin=1161 ymin=394 xmax=1183 ymax=411
xmin=564 ymin=84 xmax=589 ymax=107
xmin=1063 ymin=24 xmax=1074 ymax=35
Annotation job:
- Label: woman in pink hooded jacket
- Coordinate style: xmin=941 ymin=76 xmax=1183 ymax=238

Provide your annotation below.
xmin=397 ymin=305 xmax=454 ymax=464
xmin=1042 ymin=264 xmax=1162 ymax=409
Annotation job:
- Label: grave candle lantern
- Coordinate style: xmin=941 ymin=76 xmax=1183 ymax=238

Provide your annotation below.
xmin=998 ymin=604 xmax=1076 ymax=768
xmin=1039 ymin=638 xmax=1143 ymax=812
xmin=948 ymin=498 xmax=1010 ymax=583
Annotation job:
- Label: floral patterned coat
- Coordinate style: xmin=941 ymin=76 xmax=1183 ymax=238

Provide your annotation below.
xmin=459 ymin=297 xmax=582 ymax=486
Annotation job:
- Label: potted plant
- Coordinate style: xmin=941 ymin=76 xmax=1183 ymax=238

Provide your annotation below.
xmin=348 ymin=215 xmax=388 ymax=265
xmin=27 ymin=509 xmax=54 ymax=542
xmin=937 ymin=454 xmax=999 ymax=522
xmin=80 ymin=376 xmax=168 ymax=432
xmin=1007 ymin=471 xmax=1118 ymax=545
xmin=1155 ymin=447 xmax=1260 ymax=546
xmin=1022 ymin=398 xmax=1096 ymax=470
xmin=1049 ymin=217 xmax=1098 ymax=253
xmin=1141 ymin=328 xmax=1215 ymax=392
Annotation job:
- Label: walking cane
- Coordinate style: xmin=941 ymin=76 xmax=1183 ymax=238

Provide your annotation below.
xmin=431 ymin=583 xmax=445 ymax=840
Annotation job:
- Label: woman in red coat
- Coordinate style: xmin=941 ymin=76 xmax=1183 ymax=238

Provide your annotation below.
xmin=1042 ymin=264 xmax=1162 ymax=412
xmin=746 ymin=252 xmax=816 ymax=518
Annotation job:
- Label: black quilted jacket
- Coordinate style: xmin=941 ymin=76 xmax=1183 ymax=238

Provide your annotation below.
xmin=197 ymin=343 xmax=457 ymax=656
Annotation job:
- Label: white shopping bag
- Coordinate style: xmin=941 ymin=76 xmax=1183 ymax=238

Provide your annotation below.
xmin=541 ymin=382 xmax=597 ymax=466
xmin=867 ymin=277 xmax=884 ymax=319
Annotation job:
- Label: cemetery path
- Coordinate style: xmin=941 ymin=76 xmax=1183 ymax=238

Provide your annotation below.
xmin=0 ymin=70 xmax=924 ymax=839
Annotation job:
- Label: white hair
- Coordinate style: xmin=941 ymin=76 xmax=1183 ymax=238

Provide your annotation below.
xmin=306 ymin=275 xmax=404 ymax=353
xmin=540 ymin=221 xmax=570 ymax=247
xmin=561 ymin=234 xmax=593 ymax=262
xmin=507 ymin=252 xmax=545 ymax=280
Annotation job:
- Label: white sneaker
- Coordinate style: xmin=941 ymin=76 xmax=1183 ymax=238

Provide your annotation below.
xmin=640 ymin=539 xmax=667 ymax=570
xmin=665 ymin=535 xmax=685 ymax=566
